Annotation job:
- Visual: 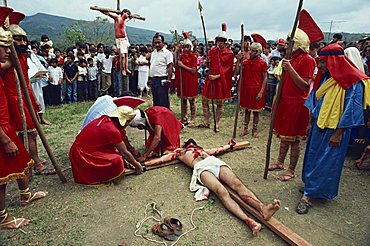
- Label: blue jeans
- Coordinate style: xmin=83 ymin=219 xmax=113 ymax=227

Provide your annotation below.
xmin=152 ymin=76 xmax=169 ymax=108
xmin=113 ymin=70 xmax=123 ymax=97
xmin=66 ymin=79 xmax=77 ymax=103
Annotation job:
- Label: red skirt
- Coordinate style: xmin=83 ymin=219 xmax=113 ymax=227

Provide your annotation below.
xmin=7 ymin=95 xmax=36 ymax=131
xmin=0 ymin=125 xmax=33 ymax=185
xmin=240 ymin=86 xmax=266 ymax=111
xmin=272 ymin=98 xmax=309 ymax=141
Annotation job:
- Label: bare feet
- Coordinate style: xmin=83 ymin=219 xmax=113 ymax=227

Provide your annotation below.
xmin=245 ymin=218 xmax=262 ymax=236
xmin=239 ymin=128 xmax=248 ymax=137
xmin=40 ymin=120 xmax=51 ymax=125
xmin=0 ymin=213 xmax=30 ymax=229
xmin=277 ymin=169 xmax=295 ymax=182
xmin=261 ymin=199 xmax=281 ymax=221
xmin=252 ymin=129 xmax=258 ymax=138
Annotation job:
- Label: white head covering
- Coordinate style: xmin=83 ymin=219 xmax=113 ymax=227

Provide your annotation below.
xmin=344 ymin=47 xmax=365 ymax=73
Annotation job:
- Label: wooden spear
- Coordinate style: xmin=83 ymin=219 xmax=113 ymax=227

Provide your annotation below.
xmin=232 ymin=22 xmax=244 ymax=139
xmin=174 ymin=28 xmax=185 ymax=123
xmin=197 ymin=0 xmax=217 ymax=132
xmin=263 ymin=0 xmax=304 ymax=179
xmin=3 ymin=0 xmax=67 ymax=183
xmin=2 ymin=5 xmax=28 ymax=152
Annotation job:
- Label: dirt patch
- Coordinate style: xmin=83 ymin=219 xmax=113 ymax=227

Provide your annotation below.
xmin=1 ymin=97 xmax=369 ymax=245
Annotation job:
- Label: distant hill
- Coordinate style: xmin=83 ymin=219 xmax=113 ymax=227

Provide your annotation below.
xmin=21 ymin=13 xmax=172 ymax=48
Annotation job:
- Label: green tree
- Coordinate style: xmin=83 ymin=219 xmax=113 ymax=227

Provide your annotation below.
xmin=62 ymin=20 xmax=86 ymax=47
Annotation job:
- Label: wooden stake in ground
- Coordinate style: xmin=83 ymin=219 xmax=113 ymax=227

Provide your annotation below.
xmin=174 ymin=29 xmax=185 ymax=123
xmin=232 ymin=23 xmax=245 ymax=139
xmin=3 ymin=0 xmax=66 ymax=183
xmin=264 ymin=0 xmax=304 ymax=179
xmin=197 ymin=0 xmax=217 ymax=132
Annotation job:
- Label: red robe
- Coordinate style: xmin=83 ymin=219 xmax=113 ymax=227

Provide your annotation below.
xmin=0 ymin=77 xmax=33 ymax=185
xmin=240 ymin=57 xmax=268 ymax=110
xmin=1 ymin=54 xmax=38 ymax=131
xmin=69 ymin=116 xmax=126 ymax=185
xmin=273 ymin=50 xmax=315 ymax=141
xmin=175 ymin=51 xmax=198 ymax=99
xmin=144 ymin=106 xmax=182 ymax=154
xmin=202 ymin=47 xmax=234 ymax=101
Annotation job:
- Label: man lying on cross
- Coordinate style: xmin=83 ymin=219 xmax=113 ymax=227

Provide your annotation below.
xmin=142 ymin=139 xmax=281 ymax=236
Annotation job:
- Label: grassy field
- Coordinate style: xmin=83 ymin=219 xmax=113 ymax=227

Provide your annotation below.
xmin=1 ymin=95 xmax=369 ymax=246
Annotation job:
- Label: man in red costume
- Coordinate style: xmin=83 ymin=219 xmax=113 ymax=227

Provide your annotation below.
xmin=235 ymin=34 xmax=268 ymax=137
xmin=129 ymin=106 xmax=183 ymax=161
xmin=0 ymin=11 xmax=55 ymax=175
xmin=0 ymin=7 xmax=47 ymax=229
xmin=69 ymin=97 xmax=144 ymax=185
xmin=199 ymin=23 xmax=234 ymax=132
xmin=174 ymin=32 xmax=198 ymax=126
xmin=100 ymin=9 xmax=132 ymax=75
xmin=269 ymin=10 xmax=324 ymax=181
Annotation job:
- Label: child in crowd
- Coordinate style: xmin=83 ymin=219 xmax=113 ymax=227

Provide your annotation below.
xmin=47 ymin=58 xmax=63 ymax=105
xmin=53 ymin=48 xmax=65 ymax=67
xmin=77 ymin=59 xmax=88 ymax=102
xmin=63 ymin=54 xmax=78 ymax=103
xmin=137 ymin=47 xmax=150 ymax=97
xmin=266 ymin=56 xmax=280 ymax=109
xmin=87 ymin=57 xmax=98 ymax=100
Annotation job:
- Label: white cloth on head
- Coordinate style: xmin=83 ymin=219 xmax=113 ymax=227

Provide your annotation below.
xmin=189 ymin=156 xmax=231 ymax=201
xmin=81 ymin=95 xmax=117 ymax=130
xmin=344 ymin=47 xmax=365 ymax=73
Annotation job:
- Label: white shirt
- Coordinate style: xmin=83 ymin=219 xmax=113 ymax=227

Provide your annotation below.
xmin=101 ymin=55 xmax=114 ymax=74
xmin=149 ymin=47 xmax=173 ymax=77
xmin=137 ymin=55 xmax=149 ymax=72
xmin=270 ymin=49 xmax=281 ymax=58
xmin=87 ymin=65 xmax=99 ymax=80
xmin=48 ymin=66 xmax=63 ymax=85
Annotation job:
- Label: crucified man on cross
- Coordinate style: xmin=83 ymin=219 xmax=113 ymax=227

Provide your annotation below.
xmin=100 ymin=8 xmax=132 ymax=76
xmin=143 ymin=139 xmax=281 ymax=236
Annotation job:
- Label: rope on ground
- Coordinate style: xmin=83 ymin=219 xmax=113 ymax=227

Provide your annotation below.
xmin=134 ymin=201 xmax=204 ymax=246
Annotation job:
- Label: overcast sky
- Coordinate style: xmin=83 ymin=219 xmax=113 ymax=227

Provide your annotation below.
xmin=7 ymin=0 xmax=370 ymax=41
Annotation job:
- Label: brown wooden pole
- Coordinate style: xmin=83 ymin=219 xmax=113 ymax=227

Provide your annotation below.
xmin=90 ymin=6 xmax=146 ymax=21
xmin=10 ymin=45 xmax=67 ymax=183
xmin=174 ymin=29 xmax=185 ymax=123
xmin=232 ymin=23 xmax=244 ymax=139
xmin=225 ymin=187 xmax=312 ymax=246
xmin=14 ymin=72 xmax=29 ymax=152
xmin=264 ymin=0 xmax=304 ymax=179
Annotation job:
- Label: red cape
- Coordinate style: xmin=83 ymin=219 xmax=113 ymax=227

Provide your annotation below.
xmin=69 ymin=116 xmax=126 ymax=185
xmin=240 ymin=57 xmax=268 ymax=110
xmin=145 ymin=106 xmax=182 ymax=153
xmin=175 ymin=51 xmax=198 ymax=99
xmin=203 ymin=47 xmax=234 ymax=100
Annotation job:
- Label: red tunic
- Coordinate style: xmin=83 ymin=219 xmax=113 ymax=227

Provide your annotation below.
xmin=202 ymin=47 xmax=234 ymax=101
xmin=144 ymin=106 xmax=182 ymax=154
xmin=69 ymin=116 xmax=126 ymax=185
xmin=240 ymin=57 xmax=268 ymax=110
xmin=175 ymin=51 xmax=198 ymax=99
xmin=273 ymin=51 xmax=315 ymax=141
xmin=0 ymin=78 xmax=33 ymax=185
xmin=1 ymin=54 xmax=38 ymax=131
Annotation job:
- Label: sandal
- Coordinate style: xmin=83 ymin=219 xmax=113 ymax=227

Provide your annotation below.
xmin=20 ymin=187 xmax=48 ymax=207
xmin=296 ymin=199 xmax=311 ymax=215
xmin=163 ymin=217 xmax=183 ymax=236
xmin=0 ymin=209 xmax=29 ymax=229
xmin=268 ymin=163 xmax=284 ymax=171
xmin=277 ymin=172 xmax=295 ymax=181
xmin=34 ymin=163 xmax=56 ymax=175
xmin=151 ymin=223 xmax=177 ymax=241
xmin=197 ymin=123 xmax=210 ymax=128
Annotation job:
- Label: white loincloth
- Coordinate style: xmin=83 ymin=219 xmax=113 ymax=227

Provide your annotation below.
xmin=116 ymin=37 xmax=130 ymax=54
xmin=189 ymin=156 xmax=231 ymax=201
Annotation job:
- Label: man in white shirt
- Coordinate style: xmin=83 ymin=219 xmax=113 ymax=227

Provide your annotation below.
xmin=149 ymin=33 xmax=173 ymax=108
xmin=100 ymin=49 xmax=113 ymax=95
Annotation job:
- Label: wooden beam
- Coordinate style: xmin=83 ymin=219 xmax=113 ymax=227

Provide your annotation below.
xmin=124 ymin=141 xmax=250 ymax=175
xmin=90 ymin=5 xmax=146 ymax=21
xmin=225 ymin=187 xmax=312 ymax=246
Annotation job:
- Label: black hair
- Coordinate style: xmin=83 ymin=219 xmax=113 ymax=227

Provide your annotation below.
xmin=87 ymin=57 xmax=93 ymax=62
xmin=333 ymin=33 xmax=343 ymax=40
xmin=309 ymin=42 xmax=320 ymax=50
xmin=182 ymin=138 xmax=198 ymax=148
xmin=243 ymin=35 xmax=252 ymax=42
xmin=76 ymin=51 xmax=84 ymax=57
xmin=67 ymin=54 xmax=75 ymax=60
xmin=153 ymin=33 xmax=164 ymax=43
xmin=49 ymin=58 xmax=58 ymax=64
xmin=139 ymin=47 xmax=148 ymax=53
